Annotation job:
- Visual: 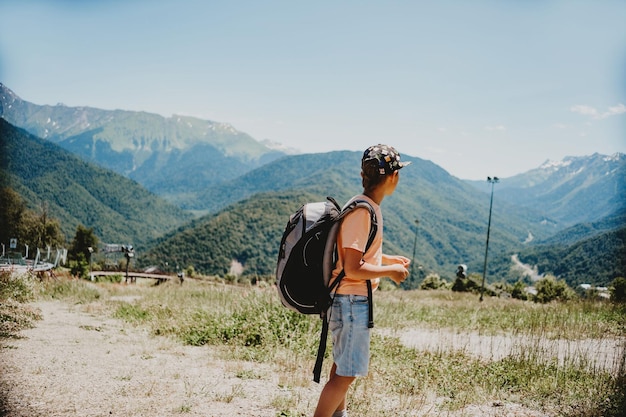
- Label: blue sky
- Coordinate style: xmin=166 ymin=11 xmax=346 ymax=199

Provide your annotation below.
xmin=1 ymin=0 xmax=624 ymax=180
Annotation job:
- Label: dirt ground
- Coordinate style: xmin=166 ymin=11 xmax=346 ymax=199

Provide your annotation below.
xmin=0 ymin=300 xmax=296 ymax=417
xmin=1 ymin=299 xmax=620 ymax=417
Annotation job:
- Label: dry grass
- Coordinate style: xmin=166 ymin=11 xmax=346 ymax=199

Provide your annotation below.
xmin=1 ymin=273 xmax=625 ymax=416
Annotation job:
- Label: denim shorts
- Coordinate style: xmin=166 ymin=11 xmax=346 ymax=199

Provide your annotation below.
xmin=328 ymin=294 xmax=371 ymax=377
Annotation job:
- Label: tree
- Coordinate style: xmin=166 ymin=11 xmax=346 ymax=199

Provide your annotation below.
xmin=22 ymin=202 xmax=64 ymax=249
xmin=0 ymin=189 xmax=65 ymax=253
xmin=69 ymin=225 xmax=98 ymax=262
xmin=0 ymin=187 xmax=28 ymax=246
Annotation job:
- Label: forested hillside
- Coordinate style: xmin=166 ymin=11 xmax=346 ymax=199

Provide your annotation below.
xmin=517 ymin=225 xmax=626 ymax=287
xmin=0 ymin=118 xmax=191 ymax=248
xmin=139 ymin=151 xmax=557 ymax=285
xmin=141 ymin=191 xmax=314 ymax=276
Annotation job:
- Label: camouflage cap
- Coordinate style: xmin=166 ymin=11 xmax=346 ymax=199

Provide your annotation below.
xmin=362 ymin=144 xmax=412 ymax=175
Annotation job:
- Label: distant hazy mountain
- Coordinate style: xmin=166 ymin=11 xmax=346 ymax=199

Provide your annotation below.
xmin=0 ymin=118 xmax=191 ymax=249
xmin=467 ymin=153 xmax=626 ymax=227
xmin=0 ymin=83 xmax=286 ymax=202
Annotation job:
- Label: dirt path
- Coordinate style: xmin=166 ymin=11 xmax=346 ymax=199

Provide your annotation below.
xmin=384 ymin=328 xmax=625 ymax=373
xmin=0 ymin=300 xmax=312 ymax=417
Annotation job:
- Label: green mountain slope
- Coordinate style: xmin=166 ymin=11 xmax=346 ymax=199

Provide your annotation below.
xmin=0 ymin=118 xmax=191 ymax=249
xmin=517 ymin=224 xmax=626 ymax=287
xmin=141 ymin=151 xmax=555 ymax=286
xmin=141 ymin=191 xmax=315 ymax=276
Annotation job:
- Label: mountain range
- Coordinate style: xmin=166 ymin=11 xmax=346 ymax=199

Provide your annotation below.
xmin=0 ymin=83 xmax=284 ymax=205
xmin=467 ymin=153 xmax=625 ymax=227
xmin=1 ymin=83 xmax=624 ymax=287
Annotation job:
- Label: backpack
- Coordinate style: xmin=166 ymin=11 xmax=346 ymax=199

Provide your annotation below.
xmin=276 ymin=196 xmax=378 ymax=382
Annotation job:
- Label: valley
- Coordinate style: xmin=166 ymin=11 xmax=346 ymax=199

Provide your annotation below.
xmin=1 ymin=83 xmax=624 ymax=288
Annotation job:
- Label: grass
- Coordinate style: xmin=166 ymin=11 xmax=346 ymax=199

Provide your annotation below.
xmin=0 ymin=271 xmax=41 ymax=339
xmin=375 ymin=290 xmax=626 ymax=339
xmin=1 ymin=272 xmax=624 ymax=416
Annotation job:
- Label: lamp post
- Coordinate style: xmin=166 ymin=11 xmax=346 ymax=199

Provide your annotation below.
xmin=411 ymin=219 xmax=419 ymax=280
xmin=123 ymin=245 xmax=134 ymax=283
xmin=88 ymin=247 xmax=94 ymax=281
xmin=480 ymin=176 xmax=499 ymax=302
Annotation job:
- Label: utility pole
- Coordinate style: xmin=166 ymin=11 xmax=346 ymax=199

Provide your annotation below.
xmin=480 ymin=176 xmax=499 ymax=302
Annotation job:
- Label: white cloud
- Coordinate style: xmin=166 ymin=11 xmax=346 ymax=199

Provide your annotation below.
xmin=570 ymin=105 xmax=599 ymax=118
xmin=605 ymin=103 xmax=626 ymax=118
xmin=570 ymin=103 xmax=626 ymax=119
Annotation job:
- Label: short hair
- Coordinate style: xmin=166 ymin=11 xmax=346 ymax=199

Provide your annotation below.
xmin=361 ymin=158 xmax=387 ymax=192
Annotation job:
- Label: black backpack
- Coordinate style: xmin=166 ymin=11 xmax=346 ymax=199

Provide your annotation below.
xmin=276 ymin=196 xmax=377 ymax=382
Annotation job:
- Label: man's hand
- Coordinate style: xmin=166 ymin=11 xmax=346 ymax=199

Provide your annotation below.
xmin=387 ymin=263 xmax=410 ymax=285
xmin=385 ymin=255 xmax=411 ymax=268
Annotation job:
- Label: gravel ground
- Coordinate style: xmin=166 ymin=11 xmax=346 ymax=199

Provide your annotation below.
xmin=4 ymin=299 xmax=619 ymax=416
xmin=0 ymin=300 xmax=299 ymax=417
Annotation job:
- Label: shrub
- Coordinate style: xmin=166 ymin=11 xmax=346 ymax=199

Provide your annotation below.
xmin=534 ymin=275 xmax=577 ymax=303
xmin=419 ymin=274 xmax=448 ymax=290
xmin=511 ymin=280 xmax=528 ymax=301
xmin=451 ymin=273 xmax=495 ymax=296
xmin=68 ymin=252 xmax=90 ymax=279
xmin=610 ymin=277 xmax=626 ymax=303
xmin=0 ymin=271 xmax=34 ymax=303
xmin=185 ymin=265 xmax=195 ymax=278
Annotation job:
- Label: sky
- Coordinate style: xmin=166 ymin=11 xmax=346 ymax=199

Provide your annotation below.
xmin=0 ymin=0 xmax=625 ymax=180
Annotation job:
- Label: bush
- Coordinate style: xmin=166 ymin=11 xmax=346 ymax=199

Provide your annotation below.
xmin=610 ymin=277 xmax=626 ymax=303
xmin=0 ymin=271 xmax=34 ymax=303
xmin=185 ymin=265 xmax=195 ymax=278
xmin=451 ymin=273 xmax=495 ymax=296
xmin=69 ymin=252 xmax=90 ymax=280
xmin=95 ymin=274 xmax=123 ymax=284
xmin=419 ymin=274 xmax=448 ymax=290
xmin=533 ymin=275 xmax=577 ymax=303
xmin=511 ymin=280 xmax=528 ymax=301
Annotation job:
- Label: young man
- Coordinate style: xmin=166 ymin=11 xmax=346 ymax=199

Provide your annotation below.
xmin=314 ymin=144 xmax=411 ymax=417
